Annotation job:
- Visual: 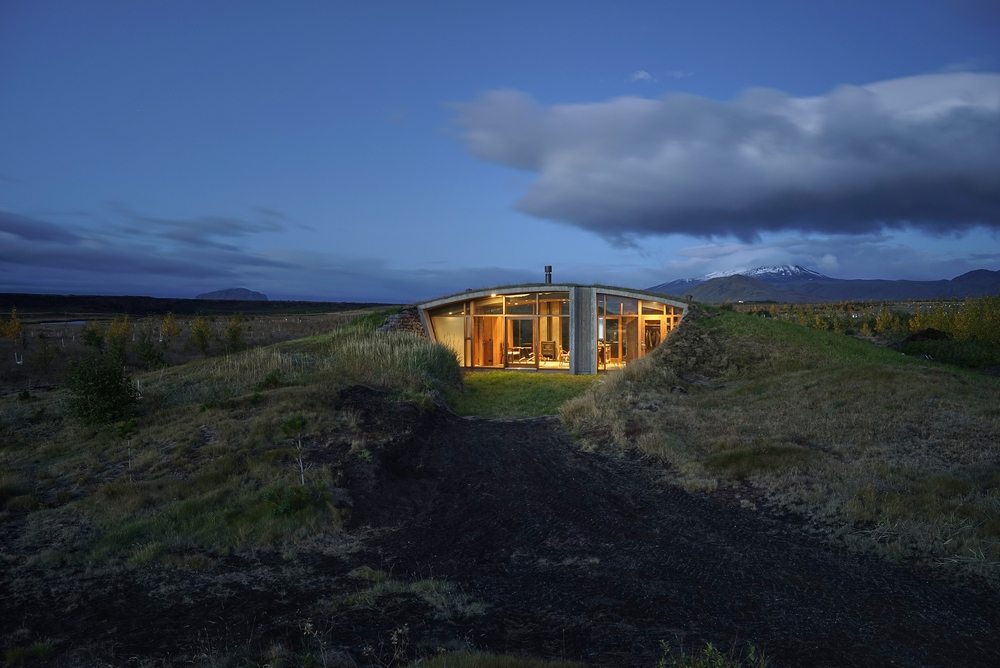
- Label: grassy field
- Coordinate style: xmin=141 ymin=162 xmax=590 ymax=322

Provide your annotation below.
xmin=5 ymin=301 xmax=998 ymax=662
xmin=562 ymin=306 xmax=1000 ymax=587
xmin=448 ymin=371 xmax=596 ymax=418
xmin=741 ymin=296 xmax=1000 ymax=369
xmin=0 ymin=307 xmax=461 ymax=566
xmin=0 ymin=308 xmax=380 ymax=396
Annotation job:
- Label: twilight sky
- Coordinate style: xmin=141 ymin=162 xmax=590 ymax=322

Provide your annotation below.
xmin=2 ymin=1 xmax=999 ymax=302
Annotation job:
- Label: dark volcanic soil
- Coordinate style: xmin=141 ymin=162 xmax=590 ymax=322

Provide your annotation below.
xmin=353 ymin=406 xmax=999 ymax=667
xmin=3 ymin=388 xmax=999 ymax=666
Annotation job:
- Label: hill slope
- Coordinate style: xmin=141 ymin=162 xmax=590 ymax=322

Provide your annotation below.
xmin=195 ymin=287 xmax=268 ymax=301
xmin=563 ymin=306 xmax=1000 ymax=590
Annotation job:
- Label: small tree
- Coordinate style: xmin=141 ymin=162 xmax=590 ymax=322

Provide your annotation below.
xmin=282 ymin=414 xmax=308 ymax=485
xmin=82 ymin=321 xmax=105 ymax=350
xmin=105 ymin=314 xmax=131 ymax=362
xmin=67 ymin=352 xmax=139 ymax=425
xmin=224 ymin=315 xmax=245 ymax=354
xmin=874 ymin=307 xmax=902 ymax=337
xmin=161 ymin=312 xmax=181 ymax=341
xmin=135 ymin=321 xmax=164 ymax=368
xmin=1 ymin=307 xmax=23 ymax=342
xmin=189 ymin=316 xmax=213 ymax=356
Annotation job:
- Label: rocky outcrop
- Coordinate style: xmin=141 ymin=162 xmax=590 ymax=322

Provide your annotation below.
xmin=377 ymin=306 xmax=425 ymax=335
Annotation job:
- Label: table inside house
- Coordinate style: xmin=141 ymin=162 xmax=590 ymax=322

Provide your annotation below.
xmin=506 ymin=346 xmax=530 ymax=363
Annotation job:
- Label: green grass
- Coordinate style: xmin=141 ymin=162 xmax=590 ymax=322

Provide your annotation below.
xmin=900 ymin=338 xmax=1000 ymax=369
xmin=3 ymin=641 xmax=55 ymax=667
xmin=704 ymin=443 xmax=817 ymax=479
xmin=331 ymin=566 xmax=487 ymax=620
xmin=448 ymin=371 xmax=597 ymax=418
xmin=562 ymin=306 xmax=1000 ymax=586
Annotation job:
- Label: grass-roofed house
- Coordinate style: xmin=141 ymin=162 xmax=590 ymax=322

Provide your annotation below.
xmin=417 ymin=267 xmax=687 ymax=374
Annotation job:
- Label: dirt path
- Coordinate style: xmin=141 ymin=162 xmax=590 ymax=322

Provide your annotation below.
xmin=355 ymin=411 xmax=1000 ymax=667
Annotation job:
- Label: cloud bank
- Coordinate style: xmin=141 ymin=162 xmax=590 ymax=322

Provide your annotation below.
xmin=0 ymin=207 xmax=542 ymax=302
xmin=454 ymin=73 xmax=1000 ymax=242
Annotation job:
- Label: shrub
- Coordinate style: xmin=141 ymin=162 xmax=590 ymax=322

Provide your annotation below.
xmin=67 ymin=352 xmax=139 ymax=425
xmin=161 ymin=312 xmax=181 ymax=340
xmin=105 ymin=314 xmax=132 ymax=362
xmin=1 ymin=306 xmax=23 ymax=341
xmin=189 ymin=316 xmax=213 ymax=356
xmin=264 ymin=483 xmax=324 ymax=516
xmin=224 ymin=315 xmax=245 ymax=354
xmin=134 ymin=321 xmax=165 ymax=368
xmin=81 ymin=320 xmax=104 ymax=349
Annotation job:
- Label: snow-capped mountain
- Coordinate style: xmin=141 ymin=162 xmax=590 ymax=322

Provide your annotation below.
xmin=743 ymin=265 xmax=828 ymax=280
xmin=702 ymin=265 xmax=829 ymax=281
xmin=650 ymin=264 xmax=828 ymax=292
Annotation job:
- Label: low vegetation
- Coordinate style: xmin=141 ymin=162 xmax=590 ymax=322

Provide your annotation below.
xmin=657 ymin=641 xmax=769 ymax=668
xmin=5 ymin=297 xmax=998 ymax=663
xmin=563 ymin=305 xmax=1000 ymax=587
xmin=0 ymin=308 xmax=461 ymax=569
xmin=448 ymin=371 xmax=596 ymax=417
xmin=0 ymin=307 xmax=377 ymax=396
xmin=744 ymin=295 xmax=1000 ymax=369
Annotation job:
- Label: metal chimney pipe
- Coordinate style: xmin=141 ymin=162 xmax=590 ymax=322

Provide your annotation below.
xmin=544 ymin=265 xmax=552 ymax=284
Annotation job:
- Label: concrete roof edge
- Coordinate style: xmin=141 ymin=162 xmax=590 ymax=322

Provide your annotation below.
xmin=417 ymin=284 xmax=688 ymax=311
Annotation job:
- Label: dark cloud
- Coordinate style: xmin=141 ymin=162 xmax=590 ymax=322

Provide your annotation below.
xmin=454 ymin=73 xmax=1000 ymax=242
xmin=0 ymin=206 xmax=539 ymax=302
xmin=0 ymin=206 xmax=299 ymax=298
xmin=109 ymin=203 xmax=284 ymax=250
xmin=0 ymin=211 xmax=83 ymax=243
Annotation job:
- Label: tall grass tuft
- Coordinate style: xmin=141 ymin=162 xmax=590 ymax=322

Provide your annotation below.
xmin=318 ymin=330 xmax=462 ymax=394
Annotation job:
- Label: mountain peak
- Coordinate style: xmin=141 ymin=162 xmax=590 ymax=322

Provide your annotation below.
xmin=703 ymin=264 xmax=828 ymax=281
xmin=744 ymin=264 xmax=828 ymax=279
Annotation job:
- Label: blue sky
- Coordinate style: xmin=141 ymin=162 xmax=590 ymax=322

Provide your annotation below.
xmin=1 ymin=0 xmax=999 ymax=302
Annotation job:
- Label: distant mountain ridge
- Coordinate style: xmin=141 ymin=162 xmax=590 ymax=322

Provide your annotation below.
xmin=649 ymin=266 xmax=1000 ymax=303
xmin=196 ymin=288 xmax=268 ymax=301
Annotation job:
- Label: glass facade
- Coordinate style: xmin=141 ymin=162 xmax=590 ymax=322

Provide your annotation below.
xmin=430 ymin=291 xmax=571 ymax=370
xmin=426 ymin=288 xmax=684 ymax=373
xmin=596 ymin=292 xmax=683 ymax=370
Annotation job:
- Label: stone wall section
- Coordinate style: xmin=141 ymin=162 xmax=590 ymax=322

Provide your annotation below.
xmin=377 ymin=306 xmax=426 ymax=336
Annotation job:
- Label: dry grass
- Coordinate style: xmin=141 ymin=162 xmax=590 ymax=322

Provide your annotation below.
xmin=331 ymin=566 xmax=487 ymax=620
xmin=0 ymin=307 xmax=462 ymax=569
xmin=562 ymin=306 xmax=1000 ymax=586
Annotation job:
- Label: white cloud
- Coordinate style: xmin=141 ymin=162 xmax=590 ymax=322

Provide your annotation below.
xmin=629 ymin=69 xmax=653 ymax=82
xmin=454 ymin=72 xmax=1000 ymax=242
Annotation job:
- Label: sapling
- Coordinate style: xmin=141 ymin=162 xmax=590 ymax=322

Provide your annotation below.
xmin=117 ymin=419 xmax=139 ymax=481
xmin=282 ymin=413 xmax=308 ymax=485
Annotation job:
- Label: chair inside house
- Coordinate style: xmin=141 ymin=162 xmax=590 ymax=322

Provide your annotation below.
xmin=540 ymin=340 xmax=557 ymax=361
